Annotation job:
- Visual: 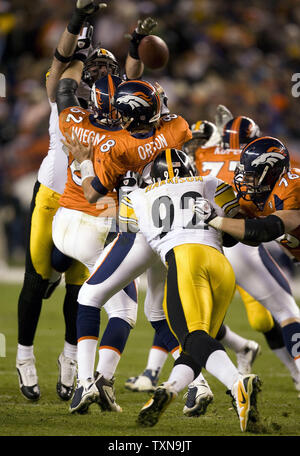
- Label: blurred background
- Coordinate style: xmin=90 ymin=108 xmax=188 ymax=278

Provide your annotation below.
xmin=0 ymin=0 xmax=300 ymax=269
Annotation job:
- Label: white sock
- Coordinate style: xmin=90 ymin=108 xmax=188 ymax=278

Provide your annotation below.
xmin=205 ymin=349 xmax=239 ymax=390
xmin=294 ymin=357 xmax=300 ymax=373
xmin=17 ymin=344 xmax=34 ymax=361
xmin=96 ymin=347 xmax=121 ymax=380
xmin=171 ymin=347 xmax=180 ymax=360
xmin=221 ymin=325 xmax=248 ymax=353
xmin=191 ymin=372 xmax=207 ymax=384
xmin=145 ymin=347 xmax=168 ymax=373
xmin=63 ymin=341 xmax=77 ymax=361
xmin=77 ymin=338 xmax=98 ymax=381
xmin=273 ymin=347 xmax=300 ymax=379
xmin=167 ymin=364 xmax=194 ymax=393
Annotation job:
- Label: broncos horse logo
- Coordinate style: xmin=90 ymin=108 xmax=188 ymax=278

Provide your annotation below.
xmin=251 ymin=147 xmax=286 ymax=168
xmin=116 ymin=93 xmax=153 ymax=110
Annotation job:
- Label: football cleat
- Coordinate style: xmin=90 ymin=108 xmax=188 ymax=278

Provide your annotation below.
xmin=16 ymin=357 xmax=40 ymax=401
xmin=125 ymin=369 xmax=159 ymax=392
xmin=230 ymin=374 xmax=262 ymax=432
xmin=183 ymin=379 xmax=214 ymax=417
xmin=56 ymin=352 xmax=77 ymax=401
xmin=69 ymin=378 xmax=96 ymax=414
xmin=94 ymin=373 xmax=122 ymax=412
xmin=137 ymin=382 xmax=177 ymax=427
xmin=236 ymin=341 xmax=261 ymax=375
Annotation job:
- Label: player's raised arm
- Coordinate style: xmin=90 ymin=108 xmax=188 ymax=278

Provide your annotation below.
xmin=46 ymin=1 xmax=106 ymax=102
xmin=125 ymin=17 xmax=158 ymax=79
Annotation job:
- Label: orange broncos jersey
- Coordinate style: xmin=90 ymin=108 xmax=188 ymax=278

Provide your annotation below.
xmin=239 ymin=168 xmax=300 ymax=261
xmin=59 ymin=106 xmax=127 ymax=217
xmin=92 ymin=113 xmax=192 ymax=192
xmin=59 ymin=108 xmax=191 ymax=216
xmin=195 ymin=145 xmax=241 ymax=185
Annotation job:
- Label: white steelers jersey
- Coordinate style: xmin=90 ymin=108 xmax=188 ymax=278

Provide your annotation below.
xmin=119 ymin=175 xmax=239 ymax=263
xmin=37 ymin=100 xmax=68 ymax=194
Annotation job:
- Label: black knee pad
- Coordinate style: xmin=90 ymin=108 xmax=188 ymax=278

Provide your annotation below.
xmin=174 ymin=352 xmax=201 ymax=379
xmin=184 ymin=330 xmax=225 ymax=368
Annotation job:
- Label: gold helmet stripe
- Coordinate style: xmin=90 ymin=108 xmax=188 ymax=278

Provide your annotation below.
xmin=165 ymin=148 xmax=174 ymax=179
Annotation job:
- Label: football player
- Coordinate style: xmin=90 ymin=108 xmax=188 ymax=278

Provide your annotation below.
xmin=16 ymin=0 xmax=154 ymax=404
xmin=194 ymin=136 xmax=300 ymax=381
xmin=16 ymin=0 xmax=105 ymax=403
xmin=120 ymin=149 xmax=262 ymax=432
xmin=58 ymin=75 xmax=193 ymax=413
xmin=184 ymin=113 xmax=300 ymax=403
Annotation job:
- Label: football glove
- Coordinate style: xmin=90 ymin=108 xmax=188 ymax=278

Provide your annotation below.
xmin=68 ymin=1 xmax=107 ymax=35
xmin=72 ymin=23 xmax=94 ymax=63
xmin=118 ymin=171 xmax=141 ymax=196
xmin=214 ymin=104 xmax=233 ymax=135
xmin=193 ymin=197 xmax=217 ymax=224
xmin=126 ymin=17 xmax=158 ymax=59
xmin=76 ymin=1 xmax=107 ymax=14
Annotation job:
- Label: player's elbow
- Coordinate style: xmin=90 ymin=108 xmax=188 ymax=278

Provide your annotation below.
xmin=56 ymin=78 xmax=79 ymax=114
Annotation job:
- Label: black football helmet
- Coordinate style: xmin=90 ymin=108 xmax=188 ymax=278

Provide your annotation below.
xmin=90 ymin=74 xmax=122 ymax=125
xmin=111 ymin=79 xmax=161 ymax=133
xmin=150 ymin=148 xmax=196 ymax=182
xmin=184 ymin=120 xmax=220 ymax=157
xmin=222 ymin=116 xmax=260 ymax=150
xmin=83 ymin=46 xmax=120 ymax=87
xmin=234 ymin=136 xmax=290 ymax=210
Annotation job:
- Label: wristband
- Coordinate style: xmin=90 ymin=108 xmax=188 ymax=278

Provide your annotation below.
xmin=80 ymin=159 xmax=95 ymax=181
xmin=67 ymin=8 xmax=87 ymax=35
xmin=208 ymin=216 xmax=224 ymax=230
xmin=72 ymin=52 xmax=88 ymax=63
xmin=54 ymin=48 xmax=73 ymax=63
xmin=129 ymin=30 xmax=144 ymax=60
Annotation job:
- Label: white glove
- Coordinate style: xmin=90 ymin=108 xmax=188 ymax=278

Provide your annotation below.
xmin=215 ymin=104 xmax=233 ymax=134
xmin=193 ymin=198 xmax=217 ymax=223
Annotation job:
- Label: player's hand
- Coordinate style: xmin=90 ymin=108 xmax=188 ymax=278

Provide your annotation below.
xmin=215 ymin=104 xmax=233 ymax=133
xmin=76 ymin=23 xmax=93 ymax=50
xmin=125 ymin=17 xmax=158 ymax=59
xmin=76 ymin=1 xmax=107 ymax=15
xmin=61 ymin=132 xmax=93 ymax=164
xmin=193 ymin=197 xmax=217 ymax=224
xmin=118 ymin=171 xmax=141 ymax=194
xmin=136 ymin=17 xmax=158 ymax=35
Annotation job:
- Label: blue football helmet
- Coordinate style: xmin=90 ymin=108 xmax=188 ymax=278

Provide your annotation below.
xmin=90 ymin=74 xmax=122 ymax=125
xmin=234 ymin=136 xmax=290 ymax=209
xmin=222 ymin=116 xmax=260 ymax=150
xmin=111 ymin=79 xmax=161 ymax=133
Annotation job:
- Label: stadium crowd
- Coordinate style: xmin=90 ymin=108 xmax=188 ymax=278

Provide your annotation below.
xmin=0 ymin=0 xmax=300 ymax=264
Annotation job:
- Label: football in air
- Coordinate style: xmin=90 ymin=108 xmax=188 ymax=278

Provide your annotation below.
xmin=138 ymin=35 xmax=169 ymax=70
